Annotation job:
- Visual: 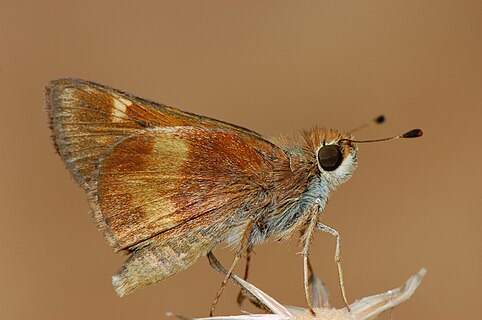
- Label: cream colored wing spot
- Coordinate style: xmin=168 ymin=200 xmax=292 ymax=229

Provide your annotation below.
xmin=141 ymin=133 xmax=189 ymax=226
xmin=111 ymin=95 xmax=132 ymax=123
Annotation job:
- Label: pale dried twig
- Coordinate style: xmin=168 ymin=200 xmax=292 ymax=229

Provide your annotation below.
xmin=167 ymin=253 xmax=426 ymax=320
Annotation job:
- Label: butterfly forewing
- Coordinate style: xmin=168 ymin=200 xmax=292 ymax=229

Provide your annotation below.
xmin=47 ymin=79 xmax=287 ymax=252
xmin=46 ymin=79 xmax=264 ymax=189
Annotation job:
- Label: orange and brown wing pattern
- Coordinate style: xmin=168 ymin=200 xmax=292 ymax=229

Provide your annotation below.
xmin=46 ymin=78 xmax=263 ymax=189
xmin=47 ymin=78 xmax=288 ymax=251
xmin=95 ymin=126 xmax=286 ymax=251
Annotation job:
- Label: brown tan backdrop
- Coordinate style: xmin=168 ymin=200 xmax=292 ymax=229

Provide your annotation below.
xmin=1 ymin=1 xmax=481 ymax=319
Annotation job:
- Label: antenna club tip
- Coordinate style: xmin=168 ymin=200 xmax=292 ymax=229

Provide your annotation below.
xmin=375 ymin=115 xmax=385 ymax=124
xmin=402 ymin=129 xmax=423 ymax=138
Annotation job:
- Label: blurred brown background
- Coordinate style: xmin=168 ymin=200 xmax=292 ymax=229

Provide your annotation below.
xmin=1 ymin=1 xmax=481 ymax=319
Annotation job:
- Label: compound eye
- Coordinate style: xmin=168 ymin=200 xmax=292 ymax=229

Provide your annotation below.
xmin=317 ymin=145 xmax=343 ymax=171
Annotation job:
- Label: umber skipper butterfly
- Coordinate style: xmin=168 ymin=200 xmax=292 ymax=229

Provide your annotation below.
xmin=46 ymin=79 xmax=422 ymax=315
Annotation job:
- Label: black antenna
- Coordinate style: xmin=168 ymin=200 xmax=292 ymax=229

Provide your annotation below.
xmin=341 ymin=129 xmax=423 ymax=144
xmin=349 ymin=115 xmax=385 ymax=133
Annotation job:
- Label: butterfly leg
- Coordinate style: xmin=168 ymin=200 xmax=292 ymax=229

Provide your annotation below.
xmin=307 ymin=258 xmax=331 ymax=308
xmin=302 ymin=214 xmax=319 ymax=316
xmin=209 ymin=220 xmax=254 ymax=316
xmin=207 ymin=252 xmax=270 ymax=312
xmin=301 ymin=228 xmax=331 ymax=309
xmin=236 ymin=245 xmax=252 ymax=307
xmin=316 ymin=222 xmax=350 ymax=310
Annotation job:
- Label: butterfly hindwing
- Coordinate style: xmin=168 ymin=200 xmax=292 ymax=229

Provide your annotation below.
xmin=96 ymin=126 xmax=285 ymax=251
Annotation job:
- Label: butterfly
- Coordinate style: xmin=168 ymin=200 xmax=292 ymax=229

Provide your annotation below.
xmin=46 ymin=78 xmax=422 ymax=315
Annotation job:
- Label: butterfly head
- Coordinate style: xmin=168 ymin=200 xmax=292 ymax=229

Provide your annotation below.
xmin=313 ymin=122 xmax=423 ymax=192
xmin=315 ymin=131 xmax=358 ymax=191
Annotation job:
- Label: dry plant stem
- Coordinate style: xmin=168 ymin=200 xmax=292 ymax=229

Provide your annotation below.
xmin=177 ymin=259 xmax=427 ymax=320
xmin=315 ymin=222 xmax=349 ymax=310
xmin=349 ymin=268 xmax=428 ymax=319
